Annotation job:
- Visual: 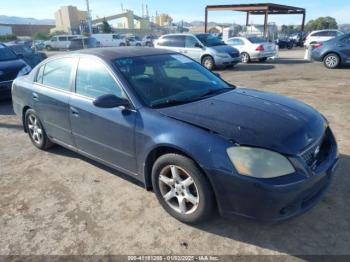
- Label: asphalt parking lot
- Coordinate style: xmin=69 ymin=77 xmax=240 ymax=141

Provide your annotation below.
xmin=0 ymin=49 xmax=349 ymax=256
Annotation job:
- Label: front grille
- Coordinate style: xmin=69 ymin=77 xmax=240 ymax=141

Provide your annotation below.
xmin=301 ymin=129 xmax=332 ymax=169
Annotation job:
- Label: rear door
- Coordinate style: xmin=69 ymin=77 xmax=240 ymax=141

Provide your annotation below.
xmin=32 ymin=57 xmax=77 ymax=146
xmin=227 ymin=38 xmax=245 ymax=53
xmin=69 ymin=56 xmax=137 ymax=173
xmin=156 ymin=35 xmax=185 ymax=53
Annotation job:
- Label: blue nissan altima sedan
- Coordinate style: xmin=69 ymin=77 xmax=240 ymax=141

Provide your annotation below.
xmin=12 ymin=47 xmax=339 ymax=224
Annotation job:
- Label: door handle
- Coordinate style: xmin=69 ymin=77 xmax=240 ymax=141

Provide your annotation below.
xmin=32 ymin=92 xmax=39 ymax=101
xmin=70 ymin=106 xmax=79 ymax=117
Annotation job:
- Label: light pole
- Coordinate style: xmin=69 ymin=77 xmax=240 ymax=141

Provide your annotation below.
xmin=86 ymin=0 xmax=93 ymax=35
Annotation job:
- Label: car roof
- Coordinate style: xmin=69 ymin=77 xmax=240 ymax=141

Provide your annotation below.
xmin=72 ymin=47 xmax=176 ymax=60
xmin=311 ymin=29 xmax=341 ymax=33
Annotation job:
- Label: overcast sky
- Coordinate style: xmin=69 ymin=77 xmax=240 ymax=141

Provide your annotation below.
xmin=2 ymin=0 xmax=350 ymax=25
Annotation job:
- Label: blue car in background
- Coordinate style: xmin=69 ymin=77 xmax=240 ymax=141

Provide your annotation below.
xmin=0 ymin=43 xmax=31 ymax=100
xmin=311 ymin=33 xmax=350 ymax=68
xmin=11 ymin=47 xmax=339 ymax=224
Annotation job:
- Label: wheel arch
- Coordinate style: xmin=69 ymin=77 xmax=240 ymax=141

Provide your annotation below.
xmin=143 ymin=145 xmax=214 ymax=195
xmin=322 ymin=51 xmax=342 ymax=63
xmin=22 ymin=105 xmax=31 ymax=133
xmin=200 ymin=54 xmax=214 ymax=63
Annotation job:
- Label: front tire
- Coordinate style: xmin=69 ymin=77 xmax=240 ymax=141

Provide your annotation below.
xmin=152 ymin=154 xmax=215 ymax=224
xmin=201 ymin=56 xmax=215 ymax=70
xmin=323 ymin=53 xmax=340 ymax=69
xmin=25 ymin=109 xmax=54 ymax=150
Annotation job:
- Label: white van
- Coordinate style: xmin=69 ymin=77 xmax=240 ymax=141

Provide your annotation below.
xmin=92 ymin=34 xmax=127 ymax=47
xmin=44 ymin=35 xmax=80 ymax=50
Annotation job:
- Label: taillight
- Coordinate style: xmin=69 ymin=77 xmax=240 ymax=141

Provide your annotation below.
xmin=256 ymin=44 xmax=264 ymax=51
xmin=313 ymin=43 xmax=323 ymax=49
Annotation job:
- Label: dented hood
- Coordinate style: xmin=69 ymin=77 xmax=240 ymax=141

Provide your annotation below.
xmin=157 ymin=88 xmax=326 ymax=155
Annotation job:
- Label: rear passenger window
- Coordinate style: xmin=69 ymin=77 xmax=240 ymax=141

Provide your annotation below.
xmin=158 ymin=36 xmax=185 ymax=47
xmin=75 ymin=57 xmax=124 ymax=99
xmin=42 ymin=58 xmax=75 ymax=91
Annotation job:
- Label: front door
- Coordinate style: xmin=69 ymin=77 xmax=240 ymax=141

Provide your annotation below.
xmin=69 ymin=57 xmax=137 ymax=173
xmin=184 ymin=36 xmax=203 ymax=62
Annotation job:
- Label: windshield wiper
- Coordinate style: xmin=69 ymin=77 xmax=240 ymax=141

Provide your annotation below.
xmin=151 ymin=99 xmax=190 ymax=108
xmin=198 ymin=87 xmax=233 ymax=98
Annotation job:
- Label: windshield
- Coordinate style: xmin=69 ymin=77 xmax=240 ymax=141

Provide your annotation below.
xmin=0 ymin=45 xmax=18 ymax=61
xmin=196 ymin=34 xmax=224 ymax=47
xmin=114 ymin=54 xmax=233 ymax=108
xmin=247 ymin=37 xmax=267 ymax=44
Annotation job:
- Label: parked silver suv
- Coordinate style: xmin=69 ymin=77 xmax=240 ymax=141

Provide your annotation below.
xmin=154 ymin=33 xmax=240 ymax=70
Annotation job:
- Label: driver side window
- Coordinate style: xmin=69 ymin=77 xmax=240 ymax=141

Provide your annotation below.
xmin=75 ymin=57 xmax=124 ymax=99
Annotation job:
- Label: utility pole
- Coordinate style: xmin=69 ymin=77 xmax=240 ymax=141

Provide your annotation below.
xmin=86 ymin=0 xmax=93 ymax=35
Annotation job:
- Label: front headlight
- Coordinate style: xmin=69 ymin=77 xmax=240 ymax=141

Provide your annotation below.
xmin=227 ymin=147 xmax=295 ymax=178
xmin=216 ymin=52 xmax=230 ymax=58
xmin=17 ymin=65 xmax=32 ymax=77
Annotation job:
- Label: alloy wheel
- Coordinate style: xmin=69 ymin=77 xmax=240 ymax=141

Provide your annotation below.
xmin=158 ymin=165 xmax=199 ymax=215
xmin=241 ymin=53 xmax=250 ymax=63
xmin=27 ymin=114 xmax=43 ymax=145
xmin=325 ymin=55 xmax=338 ymax=68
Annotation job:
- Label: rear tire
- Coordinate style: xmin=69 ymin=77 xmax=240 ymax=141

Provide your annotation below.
xmin=241 ymin=52 xmax=250 ymax=63
xmin=152 ymin=154 xmax=215 ymax=224
xmin=323 ymin=53 xmax=340 ymax=69
xmin=25 ymin=109 xmax=54 ymax=150
xmin=201 ymin=56 xmax=215 ymax=70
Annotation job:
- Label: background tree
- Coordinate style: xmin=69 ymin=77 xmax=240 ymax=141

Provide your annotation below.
xmin=305 ymin=16 xmax=338 ymax=32
xmin=33 ymin=32 xmax=49 ymax=40
xmin=102 ymin=18 xmax=112 ymax=33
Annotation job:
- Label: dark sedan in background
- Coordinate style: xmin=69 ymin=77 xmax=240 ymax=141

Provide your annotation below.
xmin=311 ymin=33 xmax=350 ymax=69
xmin=0 ymin=43 xmax=31 ymax=100
xmin=12 ymin=47 xmax=338 ymax=224
xmin=5 ymin=42 xmax=47 ymax=68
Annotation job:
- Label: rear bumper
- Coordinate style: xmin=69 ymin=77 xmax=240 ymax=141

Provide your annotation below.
xmin=250 ymin=51 xmax=277 ymax=59
xmin=0 ymin=80 xmax=12 ymax=100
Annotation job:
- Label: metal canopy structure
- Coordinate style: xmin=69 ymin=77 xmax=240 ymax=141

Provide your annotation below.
xmin=205 ymin=3 xmax=306 ymax=37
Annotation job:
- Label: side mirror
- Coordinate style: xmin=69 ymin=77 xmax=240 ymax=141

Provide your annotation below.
xmin=195 ymin=43 xmax=204 ymax=48
xmin=93 ymin=94 xmax=130 ymax=109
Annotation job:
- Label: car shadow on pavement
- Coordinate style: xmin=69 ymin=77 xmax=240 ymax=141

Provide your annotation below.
xmin=195 ymin=154 xmax=350 ymax=256
xmin=232 ymin=64 xmax=275 ymax=72
xmin=272 ymin=58 xmax=311 ymax=65
xmin=0 ymin=100 xmax=15 ymax=116
xmin=48 ymin=145 xmax=145 ymax=188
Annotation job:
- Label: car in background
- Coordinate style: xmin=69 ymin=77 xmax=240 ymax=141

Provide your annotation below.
xmin=44 ymin=35 xmax=80 ymax=50
xmin=91 ymin=34 xmax=127 ymax=47
xmin=142 ymin=35 xmax=158 ymax=47
xmin=275 ymin=38 xmax=293 ymax=49
xmin=154 ymin=33 xmax=240 ymax=70
xmin=289 ymin=32 xmax=306 ymax=47
xmin=225 ymin=36 xmax=277 ymax=63
xmin=11 ymin=47 xmax=339 ymax=224
xmin=5 ymin=42 xmax=47 ymax=68
xmin=311 ymin=33 xmax=350 ymax=69
xmin=304 ymin=30 xmax=344 ymax=47
xmin=32 ymin=40 xmax=45 ymax=50
xmin=68 ymin=37 xmax=100 ymax=50
xmin=0 ymin=43 xmax=31 ymax=100
xmin=127 ymin=36 xmax=143 ymax=46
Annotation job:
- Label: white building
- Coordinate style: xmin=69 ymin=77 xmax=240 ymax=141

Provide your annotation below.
xmin=0 ymin=25 xmax=12 ymax=36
